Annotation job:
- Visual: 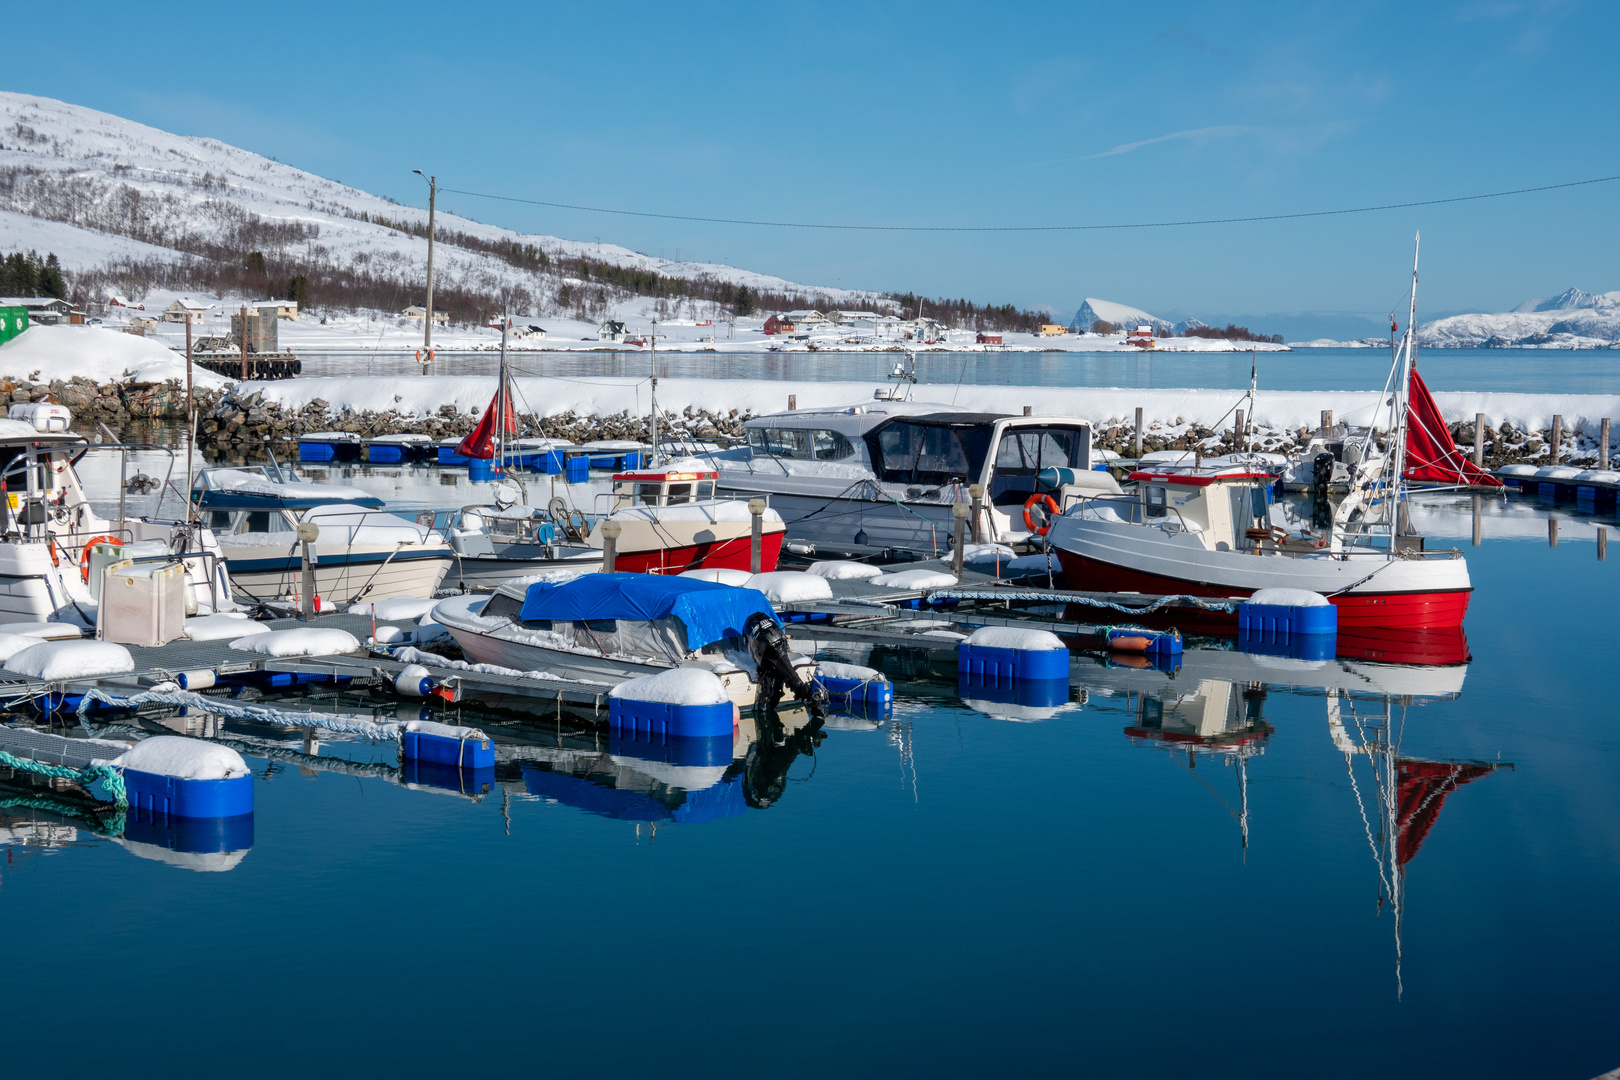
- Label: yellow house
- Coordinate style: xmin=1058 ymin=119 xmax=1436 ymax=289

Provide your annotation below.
xmin=1038 ymin=324 xmax=1068 ymax=336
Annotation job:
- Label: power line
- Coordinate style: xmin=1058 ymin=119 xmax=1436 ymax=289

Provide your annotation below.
xmin=438 ymin=173 xmax=1620 ymax=234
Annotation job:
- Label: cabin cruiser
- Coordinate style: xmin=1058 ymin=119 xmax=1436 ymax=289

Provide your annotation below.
xmin=442 ymin=464 xmax=785 ymax=587
xmin=193 ymin=466 xmax=452 ymax=606
xmin=1046 ymin=242 xmax=1473 ymax=632
xmin=0 ymin=415 xmax=234 ymax=624
xmin=431 ymin=573 xmax=823 ymax=710
xmin=703 ymin=400 xmax=1120 ymax=551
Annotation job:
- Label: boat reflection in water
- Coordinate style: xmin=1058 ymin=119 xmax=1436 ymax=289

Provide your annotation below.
xmin=504 ymin=703 xmax=827 ymax=829
xmin=1077 ymin=642 xmax=1505 ymax=995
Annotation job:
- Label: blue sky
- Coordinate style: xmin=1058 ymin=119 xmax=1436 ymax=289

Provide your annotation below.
xmin=13 ymin=1 xmax=1618 ymax=329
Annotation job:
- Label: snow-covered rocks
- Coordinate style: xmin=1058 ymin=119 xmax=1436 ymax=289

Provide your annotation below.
xmin=3 ymin=640 xmax=134 ymax=680
xmin=114 ymin=736 xmax=251 ymax=781
xmin=229 ymin=627 xmax=360 ymax=657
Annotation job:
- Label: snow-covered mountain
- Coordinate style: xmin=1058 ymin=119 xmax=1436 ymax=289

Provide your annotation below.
xmin=0 ymin=91 xmax=881 ymax=319
xmin=1418 ymin=288 xmax=1620 ymax=348
xmin=1072 ymin=298 xmax=1173 ymax=334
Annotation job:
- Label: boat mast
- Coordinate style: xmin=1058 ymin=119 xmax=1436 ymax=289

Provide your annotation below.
xmin=498 ymin=313 xmax=509 ymax=474
xmin=649 ymin=318 xmax=659 ymax=468
xmin=1389 ymin=234 xmax=1420 ymax=549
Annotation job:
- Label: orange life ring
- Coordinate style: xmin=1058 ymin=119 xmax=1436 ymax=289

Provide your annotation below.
xmin=416 ymin=348 xmax=436 ymax=364
xmin=79 ymin=535 xmax=123 ymax=582
xmin=1022 ymin=493 xmax=1060 ymax=536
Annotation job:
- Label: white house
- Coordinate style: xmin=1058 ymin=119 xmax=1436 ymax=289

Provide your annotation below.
xmin=163 ymin=298 xmax=209 ymax=324
xmin=832 ymin=310 xmax=884 ymax=324
xmin=784 ymin=309 xmax=831 ymax=327
xmin=403 ymin=304 xmax=449 ymax=327
xmin=253 ymin=299 xmax=298 ymax=321
xmin=598 ymin=320 xmax=629 ymax=343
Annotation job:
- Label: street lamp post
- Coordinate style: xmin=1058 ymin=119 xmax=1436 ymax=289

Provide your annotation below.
xmin=412 ymin=170 xmax=436 ymax=375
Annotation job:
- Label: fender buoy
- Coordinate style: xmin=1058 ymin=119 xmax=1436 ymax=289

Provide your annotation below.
xmin=1022 ymin=493 xmax=1060 ymax=536
xmin=48 ymin=538 xmax=59 ymax=568
xmin=79 ymin=535 xmax=123 ymax=582
xmin=415 ymin=348 xmax=436 ymax=364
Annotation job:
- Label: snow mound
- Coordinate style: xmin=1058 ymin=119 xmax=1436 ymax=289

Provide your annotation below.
xmin=747 ymin=571 xmax=834 ymax=603
xmin=1535 ymin=466 xmax=1583 ymax=479
xmin=0 ymin=632 xmax=42 ymax=661
xmin=679 ymin=568 xmax=754 ymax=586
xmin=964 ymin=626 xmax=1067 ymax=651
xmin=1247 ymin=588 xmax=1329 ymax=607
xmin=805 ymin=560 xmax=883 ymax=581
xmin=609 ymin=667 xmax=729 ymax=706
xmin=6 ymin=622 xmax=83 ymax=640
xmin=400 ymin=718 xmax=487 ymax=740
xmin=815 ymin=661 xmax=887 ymax=683
xmin=1003 ymin=554 xmax=1056 ymax=574
xmin=114 ymin=735 xmax=250 ymax=780
xmin=372 ymin=625 xmax=407 ymax=644
xmin=0 ymin=325 xmax=228 ymax=388
xmin=348 ymin=595 xmax=438 ymax=620
xmin=184 ymin=613 xmax=265 ymax=641
xmin=1497 ymin=464 xmax=1537 ymax=476
xmin=874 ymin=569 xmax=958 ymax=589
xmin=960 ymin=544 xmax=1016 ymax=564
xmin=229 ymin=627 xmax=360 ymax=657
xmin=3 ymin=640 xmax=133 ymax=680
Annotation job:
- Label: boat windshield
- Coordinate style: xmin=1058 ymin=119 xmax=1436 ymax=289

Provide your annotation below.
xmin=988 ymin=425 xmax=1091 ymax=505
xmin=867 ymin=419 xmax=994 ymax=486
xmin=747 ymin=427 xmax=857 ymax=461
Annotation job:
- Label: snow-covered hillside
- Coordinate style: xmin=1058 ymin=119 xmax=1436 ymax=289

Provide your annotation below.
xmin=1072 ymin=298 xmax=1172 ymax=334
xmin=1418 ymin=287 xmax=1620 ymax=348
xmin=0 ymin=92 xmax=881 ymax=322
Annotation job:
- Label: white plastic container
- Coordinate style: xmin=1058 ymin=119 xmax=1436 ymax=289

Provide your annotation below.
xmin=98 ymin=561 xmax=187 ymax=646
xmin=8 ymin=402 xmax=71 ymax=432
xmin=86 ymin=543 xmax=127 ymax=603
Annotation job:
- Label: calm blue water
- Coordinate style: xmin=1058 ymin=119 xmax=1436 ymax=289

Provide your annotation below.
xmin=3 ymin=491 xmax=1619 ymax=1078
xmin=298 ymin=347 xmax=1620 ymax=395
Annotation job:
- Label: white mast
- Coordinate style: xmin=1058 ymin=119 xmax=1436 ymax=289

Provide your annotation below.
xmin=497 ymin=313 xmax=509 ymax=473
xmin=1389 ymin=233 xmax=1420 ymax=549
xmin=649 ymin=318 xmax=659 ymax=469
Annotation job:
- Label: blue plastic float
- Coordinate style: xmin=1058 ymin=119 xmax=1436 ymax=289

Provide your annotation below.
xmin=1236 ymin=589 xmax=1338 ymax=636
xmin=957 ymin=626 xmax=1071 ymax=681
xmin=608 ymin=669 xmax=737 ymax=739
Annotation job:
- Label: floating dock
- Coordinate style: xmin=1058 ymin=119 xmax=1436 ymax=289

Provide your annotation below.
xmin=1495 ymin=464 xmax=1620 ymax=504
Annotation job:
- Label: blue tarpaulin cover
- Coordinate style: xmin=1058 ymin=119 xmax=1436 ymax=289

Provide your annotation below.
xmin=519 ymin=573 xmax=779 ymax=649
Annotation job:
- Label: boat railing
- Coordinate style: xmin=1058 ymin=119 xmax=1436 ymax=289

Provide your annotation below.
xmin=1058 ymin=491 xmax=1201 ymax=536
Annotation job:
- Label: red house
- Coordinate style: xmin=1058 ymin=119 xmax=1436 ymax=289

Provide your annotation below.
xmin=763 ymin=315 xmax=795 ymax=335
xmin=976 ymin=332 xmax=1002 ymax=345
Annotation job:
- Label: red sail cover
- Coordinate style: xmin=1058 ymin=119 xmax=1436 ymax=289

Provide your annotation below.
xmin=1404 ymin=370 xmax=1503 ymax=486
xmin=455 ymin=390 xmax=517 ymax=459
xmin=1395 ymin=759 xmax=1496 ymax=867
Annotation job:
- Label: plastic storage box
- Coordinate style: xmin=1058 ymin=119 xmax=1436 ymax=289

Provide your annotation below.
xmin=98 ymin=561 xmax=187 ymax=646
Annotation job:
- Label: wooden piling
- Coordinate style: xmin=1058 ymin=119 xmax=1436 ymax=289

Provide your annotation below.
xmin=1235 ymin=409 xmax=1245 ymax=451
xmin=1472 ymin=495 xmax=1482 ymax=547
xmin=1134 ymin=407 xmax=1143 ymax=458
xmin=1600 ymin=527 xmax=1608 ymax=561
xmin=1321 ymin=409 xmax=1333 ymax=431
xmin=1603 ymin=418 xmax=1612 ymax=469
xmin=749 ymin=499 xmax=765 ymax=573
xmin=788 ymin=394 xmax=797 ymax=411
xmin=1549 ymin=518 xmax=1559 ymax=547
xmin=1024 ymin=405 xmax=1033 ymax=416
xmin=1551 ymin=414 xmax=1562 ymax=464
xmin=1474 ymin=412 xmax=1485 ymax=467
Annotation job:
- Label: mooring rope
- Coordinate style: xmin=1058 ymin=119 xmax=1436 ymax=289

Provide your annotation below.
xmin=0 ymin=748 xmax=127 ymax=808
xmin=926 ymin=587 xmax=1236 ymax=614
xmin=73 ymin=687 xmax=405 ymax=740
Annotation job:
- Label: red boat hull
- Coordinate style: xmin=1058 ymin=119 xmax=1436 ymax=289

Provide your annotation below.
xmin=613 ymin=532 xmax=783 ymax=576
xmin=1054 ymin=550 xmax=1470 ymax=631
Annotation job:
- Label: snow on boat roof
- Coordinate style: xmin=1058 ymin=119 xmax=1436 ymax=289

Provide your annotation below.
xmin=517 ymin=572 xmax=779 ymax=650
xmin=194 ymin=467 xmax=384 ymax=508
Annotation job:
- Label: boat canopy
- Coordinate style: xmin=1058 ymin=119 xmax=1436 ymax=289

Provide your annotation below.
xmin=192 ymin=467 xmax=385 ymax=511
xmin=518 ymin=572 xmax=780 ymax=649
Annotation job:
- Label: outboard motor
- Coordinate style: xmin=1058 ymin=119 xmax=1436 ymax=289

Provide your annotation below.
xmin=744 ymin=611 xmax=828 ymax=718
xmin=1311 ymin=452 xmax=1336 ymax=530
xmin=743 ymin=706 xmax=826 ymax=809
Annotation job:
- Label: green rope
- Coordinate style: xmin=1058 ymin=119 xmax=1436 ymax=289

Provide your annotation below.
xmin=0 ymin=793 xmax=126 ymax=837
xmin=0 ymin=749 xmax=127 ymax=808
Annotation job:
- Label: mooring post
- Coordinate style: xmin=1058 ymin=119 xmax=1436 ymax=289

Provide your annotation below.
xmin=788 ymin=394 xmax=796 ymax=411
xmin=1551 ymin=414 xmax=1563 ymax=464
xmin=1549 ymin=517 xmax=1559 ymax=547
xmin=599 ymin=519 xmax=621 ymax=573
xmin=1235 ymin=409 xmax=1245 ymax=452
xmin=1474 ymin=412 xmax=1486 ymax=467
xmin=1603 ymin=418 xmax=1612 ymax=468
xmin=951 ymin=501 xmax=969 ymax=579
xmin=1023 ymin=405 xmax=1033 ymax=417
xmin=1600 ymin=526 xmax=1608 ymax=562
xmin=1134 ymin=406 xmax=1144 ymax=459
xmin=748 ymin=498 xmax=766 ymax=573
xmin=968 ymin=483 xmax=985 ymax=545
xmin=297 ymin=522 xmax=319 ymax=619
xmin=1321 ymin=409 xmax=1333 ymax=431
xmin=1472 ymin=495 xmax=1482 ymax=547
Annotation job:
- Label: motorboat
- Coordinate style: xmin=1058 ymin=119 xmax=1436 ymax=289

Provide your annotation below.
xmin=0 ymin=414 xmax=235 ymax=624
xmin=193 ymin=466 xmax=452 ymax=606
xmin=1279 ymin=421 xmax=1387 ymax=493
xmin=441 ymin=463 xmax=785 ymax=587
xmin=703 ymin=396 xmax=1121 ymax=552
xmin=1045 ymin=239 xmax=1476 ymax=632
xmin=432 ymin=572 xmax=824 ymax=710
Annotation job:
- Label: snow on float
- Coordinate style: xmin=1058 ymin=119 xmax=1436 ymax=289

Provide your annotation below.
xmin=432 ymin=573 xmax=827 ymax=715
xmin=957 ymin=625 xmax=1072 ymax=709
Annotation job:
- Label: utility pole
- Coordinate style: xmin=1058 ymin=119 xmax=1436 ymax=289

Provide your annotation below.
xmin=413 ymin=170 xmax=436 ymax=375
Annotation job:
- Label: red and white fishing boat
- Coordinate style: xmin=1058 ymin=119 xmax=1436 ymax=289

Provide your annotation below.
xmin=591 ymin=462 xmax=785 ymax=574
xmin=1046 ymin=236 xmax=1486 ymax=632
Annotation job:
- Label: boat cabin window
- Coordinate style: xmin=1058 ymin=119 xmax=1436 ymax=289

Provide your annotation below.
xmin=868 ymin=420 xmax=992 ymax=486
xmin=988 ymin=425 xmax=1091 ymax=505
xmin=483 ymin=594 xmax=524 ymax=620
xmin=1144 ymin=486 xmax=1168 ymax=518
xmin=205 ymin=509 xmax=286 ymax=534
xmin=748 ymin=427 xmax=856 ymax=461
xmin=628 ymin=479 xmax=716 ymax=506
xmin=635 ymin=483 xmax=663 ymax=505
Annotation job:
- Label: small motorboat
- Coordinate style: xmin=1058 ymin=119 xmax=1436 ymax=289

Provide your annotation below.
xmin=432 ymin=572 xmax=824 ymax=710
xmin=586 ymin=461 xmax=787 ymax=573
xmin=194 ymin=466 xmax=453 ymax=607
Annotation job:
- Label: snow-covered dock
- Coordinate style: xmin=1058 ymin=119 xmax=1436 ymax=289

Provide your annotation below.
xmin=1495 ymin=464 xmax=1620 ymax=502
